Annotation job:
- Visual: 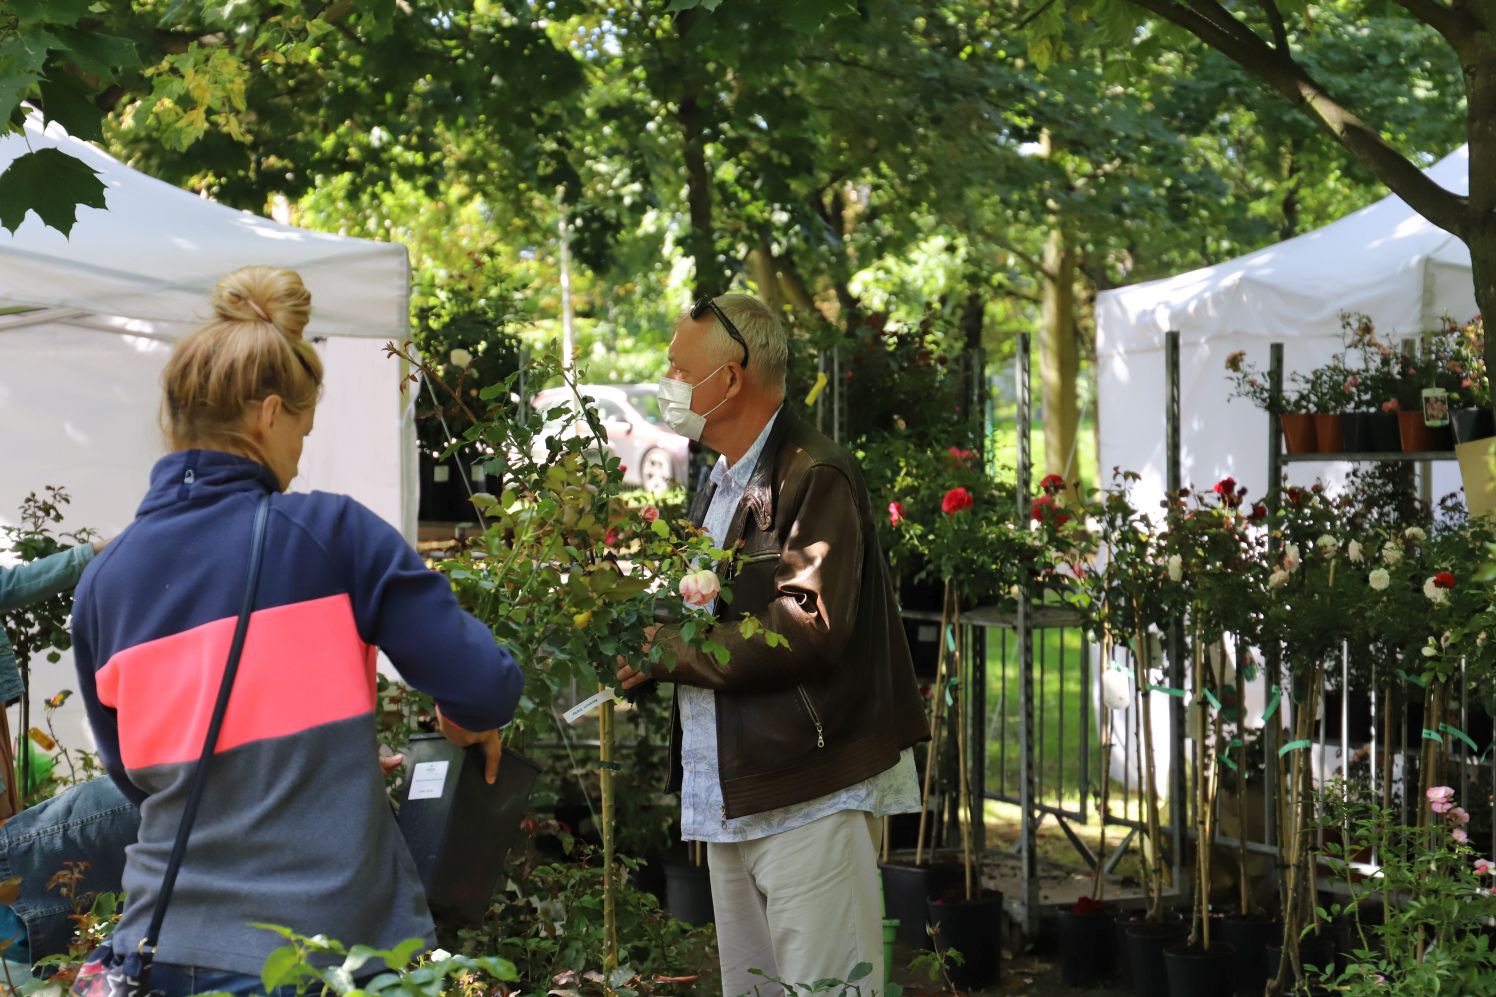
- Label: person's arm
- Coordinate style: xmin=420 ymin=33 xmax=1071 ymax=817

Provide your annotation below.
xmin=654 ymin=463 xmax=865 ymax=693
xmin=331 ymin=499 xmax=523 ymax=734
xmin=70 ymin=583 xmax=146 ymax=806
xmin=0 ymin=544 xmax=95 ymax=612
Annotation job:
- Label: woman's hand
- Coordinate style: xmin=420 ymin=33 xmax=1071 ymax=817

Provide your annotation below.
xmin=436 ymin=707 xmax=503 ymax=784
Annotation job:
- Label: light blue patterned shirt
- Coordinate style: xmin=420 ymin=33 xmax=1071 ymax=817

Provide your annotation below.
xmin=677 ymin=409 xmax=920 ymax=843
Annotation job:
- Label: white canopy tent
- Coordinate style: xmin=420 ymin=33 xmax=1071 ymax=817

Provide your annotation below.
xmin=0 ymin=114 xmax=417 ymax=754
xmin=1095 ymin=145 xmax=1474 ymax=511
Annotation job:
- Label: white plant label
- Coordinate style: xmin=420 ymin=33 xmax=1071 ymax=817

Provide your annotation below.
xmin=407 ymin=760 xmax=450 ymax=800
xmin=564 ymin=687 xmax=617 ymax=725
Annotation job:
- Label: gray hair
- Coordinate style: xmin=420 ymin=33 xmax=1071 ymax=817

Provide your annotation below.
xmin=700 ymin=293 xmax=788 ymax=395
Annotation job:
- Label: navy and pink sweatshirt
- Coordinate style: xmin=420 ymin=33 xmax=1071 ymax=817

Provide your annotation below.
xmin=72 ymin=450 xmax=522 ymax=975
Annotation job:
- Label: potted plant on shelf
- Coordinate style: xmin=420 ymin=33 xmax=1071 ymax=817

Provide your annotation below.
xmin=1292 ymin=360 xmax=1357 ymax=454
xmin=1450 ymin=314 xmax=1492 ymax=443
xmin=1339 ymin=313 xmax=1405 ymax=453
xmin=1225 ymin=350 xmax=1318 ymax=453
xmin=879 ymin=444 xmax=1016 ymax=950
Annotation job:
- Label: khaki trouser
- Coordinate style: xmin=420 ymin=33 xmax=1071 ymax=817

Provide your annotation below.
xmin=707 ymin=810 xmax=884 ymax=997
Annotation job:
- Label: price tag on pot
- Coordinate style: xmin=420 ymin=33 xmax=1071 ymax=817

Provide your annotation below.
xmin=564 ymin=687 xmax=617 ymax=725
xmin=1422 ymin=387 xmax=1450 ymax=428
xmin=408 ymin=761 xmax=450 ymax=800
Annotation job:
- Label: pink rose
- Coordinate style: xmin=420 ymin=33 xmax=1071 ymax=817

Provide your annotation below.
xmin=641 ymin=505 xmax=660 ymax=523
xmin=1429 ymin=785 xmax=1456 ymax=814
xmin=1454 ymin=828 xmax=1470 ymax=845
xmin=680 ymin=569 xmax=722 ymax=608
xmin=1476 ymin=858 xmax=1494 ymax=876
xmin=889 ymin=501 xmax=906 ymax=527
xmin=1453 ymin=806 xmax=1471 ymax=825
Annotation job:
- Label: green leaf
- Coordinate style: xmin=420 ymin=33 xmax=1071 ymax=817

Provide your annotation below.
xmin=0 ymin=147 xmax=107 ymax=235
xmin=8 ymin=0 xmax=93 ymax=27
xmin=847 ymin=962 xmax=873 ymax=983
xmin=50 ymin=28 xmax=140 ymax=79
xmin=0 ymin=30 xmax=54 ymax=122
xmin=37 ymin=72 xmax=101 ymax=141
xmin=262 ymin=946 xmax=302 ymax=991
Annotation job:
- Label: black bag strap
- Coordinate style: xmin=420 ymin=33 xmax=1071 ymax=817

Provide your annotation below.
xmin=140 ymin=492 xmax=272 ymax=953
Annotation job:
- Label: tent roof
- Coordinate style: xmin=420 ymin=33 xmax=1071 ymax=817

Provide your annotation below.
xmin=0 ymin=113 xmax=408 ymax=339
xmin=1097 ymin=145 xmax=1473 ymax=357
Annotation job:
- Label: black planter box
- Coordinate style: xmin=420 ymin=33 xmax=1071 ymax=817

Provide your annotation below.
xmin=396 ymin=733 xmax=541 ymax=925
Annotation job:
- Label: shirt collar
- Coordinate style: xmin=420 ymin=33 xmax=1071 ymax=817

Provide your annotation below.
xmin=710 ymin=407 xmax=783 ymax=491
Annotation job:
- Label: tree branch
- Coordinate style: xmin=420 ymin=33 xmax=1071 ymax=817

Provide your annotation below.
xmin=1254 ymin=0 xmax=1290 ymax=53
xmin=1129 ymin=0 xmax=1470 ymax=237
xmin=1389 ymin=0 xmax=1484 ymax=49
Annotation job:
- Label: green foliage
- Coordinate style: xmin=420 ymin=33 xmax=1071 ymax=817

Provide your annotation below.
xmin=1 ymin=487 xmax=95 ymax=669
xmin=0 ymin=146 xmax=105 ymax=236
xmin=248 ymin=924 xmax=516 ymax=997
xmin=1316 ymin=783 xmax=1496 ymax=995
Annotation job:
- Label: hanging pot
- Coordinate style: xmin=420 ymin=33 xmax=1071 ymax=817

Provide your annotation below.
xmin=880 ymin=861 xmax=964 ymax=949
xmin=1219 ymin=915 xmax=1281 ymax=995
xmin=1056 ymin=907 xmax=1114 ymax=987
xmin=1398 ymin=410 xmax=1454 ymax=452
xmin=1279 ymin=413 xmax=1318 ymax=454
xmin=663 ymin=858 xmax=714 ymax=927
xmin=1126 ymin=920 xmax=1188 ymax=996
xmin=1164 ymin=941 xmax=1236 ymax=997
xmin=1312 ymin=413 xmax=1344 ymax=453
xmin=1452 ymin=408 xmax=1496 ymax=444
xmin=927 ymin=890 xmax=1004 ymax=989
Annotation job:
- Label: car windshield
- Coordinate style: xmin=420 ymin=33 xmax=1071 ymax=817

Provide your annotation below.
xmin=630 ymin=391 xmax=664 ymax=425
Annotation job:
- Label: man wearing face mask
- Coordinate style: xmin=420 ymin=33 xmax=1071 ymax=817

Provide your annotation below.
xmin=618 ymin=293 xmax=928 ymax=997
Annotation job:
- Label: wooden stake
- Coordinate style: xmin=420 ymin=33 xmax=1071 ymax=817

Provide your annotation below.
xmin=916 ymin=583 xmax=953 ymax=866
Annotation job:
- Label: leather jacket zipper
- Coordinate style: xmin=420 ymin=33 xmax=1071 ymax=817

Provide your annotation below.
xmin=797 ymin=686 xmax=825 ymax=748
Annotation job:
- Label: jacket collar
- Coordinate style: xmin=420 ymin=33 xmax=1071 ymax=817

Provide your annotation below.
xmin=137 ymin=450 xmax=279 ymax=516
xmin=733 ymin=406 xmax=796 ymax=538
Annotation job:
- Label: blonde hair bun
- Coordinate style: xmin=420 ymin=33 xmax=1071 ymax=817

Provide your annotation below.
xmin=211 ymin=265 xmax=312 ymax=341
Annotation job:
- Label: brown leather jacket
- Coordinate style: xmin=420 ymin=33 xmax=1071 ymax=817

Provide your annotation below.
xmin=659 ymin=408 xmax=928 ymax=819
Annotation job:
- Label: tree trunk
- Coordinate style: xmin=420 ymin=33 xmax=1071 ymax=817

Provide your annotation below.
xmin=1041 ymin=225 xmax=1080 ymax=486
xmin=747 ymin=239 xmax=788 ymax=312
xmin=672 ymin=11 xmax=723 ymax=300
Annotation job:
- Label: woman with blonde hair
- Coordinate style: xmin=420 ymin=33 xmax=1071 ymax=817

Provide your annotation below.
xmin=70 ymin=266 xmax=522 ymax=996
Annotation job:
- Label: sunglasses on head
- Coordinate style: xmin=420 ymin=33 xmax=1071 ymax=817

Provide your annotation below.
xmin=691 ymin=296 xmax=750 ymax=369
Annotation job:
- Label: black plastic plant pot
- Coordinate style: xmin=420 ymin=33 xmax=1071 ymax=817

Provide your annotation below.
xmin=1368 ymin=411 xmax=1402 ymax=452
xmin=1265 ymin=934 xmax=1336 ymax=984
xmin=1164 ymin=941 xmax=1236 ymax=997
xmin=880 ymin=861 xmax=964 ymax=949
xmin=1113 ymin=912 xmax=1142 ymax=981
xmin=926 ymin=891 xmax=1004 ymax=989
xmin=396 ymin=734 xmax=541 ymax=926
xmin=1056 ymin=908 xmax=1114 ymax=987
xmin=1219 ymin=915 xmax=1281 ymax=995
xmin=1453 ymin=408 xmax=1496 ymax=444
xmin=1125 ymin=920 xmax=1188 ymax=997
xmin=1341 ymin=412 xmax=1376 ymax=452
xmin=663 ymin=857 xmax=714 ymax=927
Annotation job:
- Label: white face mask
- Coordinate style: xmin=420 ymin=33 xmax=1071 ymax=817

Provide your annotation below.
xmin=657 ymin=363 xmax=730 ymax=441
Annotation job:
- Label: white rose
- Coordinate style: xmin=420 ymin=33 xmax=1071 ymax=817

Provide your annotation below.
xmin=1167 ymin=554 xmax=1183 ymax=582
xmin=1283 ymin=543 xmax=1302 ymax=572
xmin=449 ymin=347 xmax=474 ymax=369
xmin=1347 ymin=540 xmax=1365 ymax=563
xmin=1269 ymin=568 xmax=1291 ymax=589
xmin=1405 ymin=526 xmax=1427 ymax=542
xmin=429 ymin=948 xmax=453 ymax=962
xmin=1382 ymin=542 xmax=1403 ymax=565
xmin=1424 ymin=576 xmax=1449 ymax=604
xmin=1316 ymin=534 xmax=1339 ymax=554
xmin=1368 ymin=568 xmax=1391 ymax=591
xmin=680 ymin=568 xmax=723 ymax=607
xmin=1101 ymin=670 xmax=1133 ymax=711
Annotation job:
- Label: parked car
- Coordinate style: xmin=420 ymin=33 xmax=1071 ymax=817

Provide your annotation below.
xmin=530 ymin=384 xmax=689 ymax=494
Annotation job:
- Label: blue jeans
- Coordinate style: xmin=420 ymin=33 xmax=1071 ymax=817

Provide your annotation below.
xmin=150 ymin=962 xmax=300 ymax=996
xmin=0 ymin=778 xmax=139 ymax=961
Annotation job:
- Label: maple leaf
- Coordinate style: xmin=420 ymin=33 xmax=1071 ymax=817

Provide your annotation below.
xmin=0 ymin=147 xmax=107 ymax=236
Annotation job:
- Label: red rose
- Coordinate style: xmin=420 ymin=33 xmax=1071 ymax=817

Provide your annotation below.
xmin=1249 ymin=503 xmax=1267 ymax=522
xmin=889 ymin=501 xmax=906 ymax=527
xmin=1071 ymin=896 xmax=1105 ymax=915
xmin=1434 ymin=572 xmax=1457 ymax=590
xmin=946 ymin=446 xmax=977 ymax=465
xmin=1039 ymin=473 xmax=1067 ymax=494
xmin=641 ymin=505 xmax=660 ymax=523
xmin=942 ymin=487 xmax=974 ymax=515
xmin=605 ymin=528 xmax=621 ymax=546
xmin=1213 ymin=476 xmax=1237 ymax=497
xmin=1031 ymin=494 xmax=1071 ymax=527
